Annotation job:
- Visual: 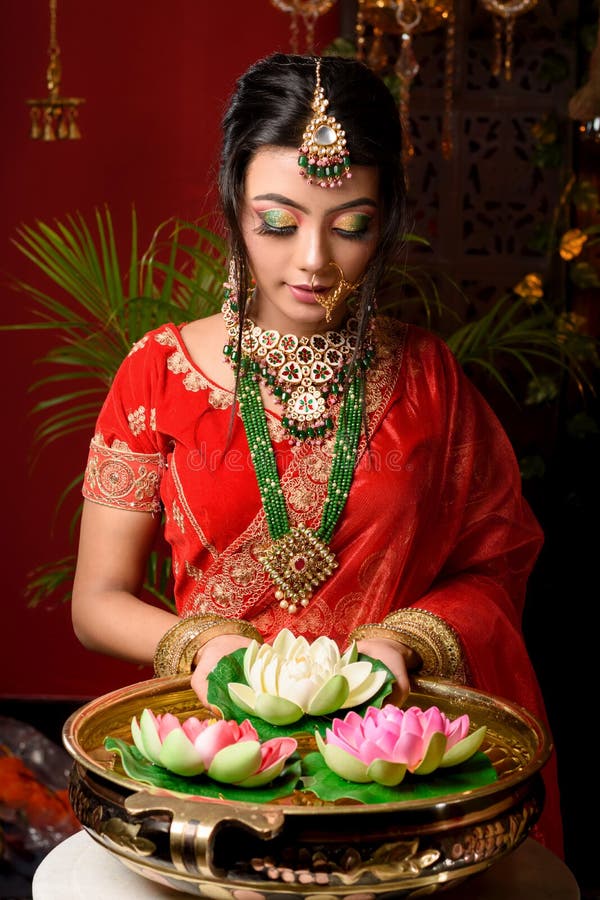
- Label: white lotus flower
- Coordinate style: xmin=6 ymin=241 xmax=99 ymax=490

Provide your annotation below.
xmin=227 ymin=629 xmax=388 ymax=726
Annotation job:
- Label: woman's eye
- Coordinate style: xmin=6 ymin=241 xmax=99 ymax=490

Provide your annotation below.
xmin=333 ymin=212 xmax=372 ymax=239
xmin=256 ymin=209 xmax=298 ymax=234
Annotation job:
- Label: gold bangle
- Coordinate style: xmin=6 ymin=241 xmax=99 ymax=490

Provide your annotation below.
xmin=383 ymin=608 xmax=467 ymax=683
xmin=153 ymin=615 xmax=262 ymax=677
xmin=349 ymin=623 xmax=417 ymax=653
xmin=178 ymin=620 xmax=262 ymax=673
xmin=153 ymin=615 xmax=222 ymax=677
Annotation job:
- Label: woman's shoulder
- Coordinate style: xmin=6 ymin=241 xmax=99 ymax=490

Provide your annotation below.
xmin=108 ymin=322 xmax=193 ymax=391
xmin=120 ymin=318 xmax=220 ymax=369
xmin=126 ymin=322 xmax=185 ymax=358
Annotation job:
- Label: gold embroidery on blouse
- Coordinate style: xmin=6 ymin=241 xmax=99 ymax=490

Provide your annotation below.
xmin=223 ymin=558 xmax=255 ymax=587
xmin=253 ymin=595 xmax=336 ymax=640
xmin=207 ymin=386 xmax=235 ymax=410
xmin=208 ymin=577 xmax=236 ymax=606
xmin=172 ymin=500 xmax=185 ymax=533
xmin=157 ymin=327 xmax=234 ymax=409
xmin=185 ymin=561 xmax=203 ymax=581
xmin=83 ymin=434 xmax=164 ymax=513
xmin=128 ymin=405 xmax=146 ymax=436
xmin=129 ymin=335 xmax=149 ymax=355
xmin=155 ymin=329 xmax=178 ymax=348
xmin=285 ymin=440 xmax=333 ymax=516
xmin=182 ymin=320 xmax=407 ymax=619
xmin=150 ymin=408 xmax=157 ymax=431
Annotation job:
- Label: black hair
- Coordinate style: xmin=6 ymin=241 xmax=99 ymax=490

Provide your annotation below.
xmin=218 ymin=52 xmax=406 ymax=430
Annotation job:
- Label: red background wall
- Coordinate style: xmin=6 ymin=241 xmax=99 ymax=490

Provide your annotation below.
xmin=0 ymin=1 xmax=338 ymax=699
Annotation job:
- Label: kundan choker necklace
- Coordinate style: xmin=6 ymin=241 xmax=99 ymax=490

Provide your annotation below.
xmin=222 ymin=288 xmax=373 ymax=444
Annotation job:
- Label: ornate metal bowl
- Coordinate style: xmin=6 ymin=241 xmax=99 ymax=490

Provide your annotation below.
xmin=63 ymin=675 xmax=550 ymax=898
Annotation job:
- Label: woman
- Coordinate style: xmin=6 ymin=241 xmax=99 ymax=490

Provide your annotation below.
xmin=72 ymin=53 xmax=562 ymax=855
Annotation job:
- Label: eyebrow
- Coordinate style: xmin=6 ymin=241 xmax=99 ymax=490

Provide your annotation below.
xmin=251 ymin=193 xmax=378 ymax=215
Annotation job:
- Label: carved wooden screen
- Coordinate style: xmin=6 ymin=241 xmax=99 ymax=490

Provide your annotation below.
xmin=340 ymin=0 xmax=579 ymax=314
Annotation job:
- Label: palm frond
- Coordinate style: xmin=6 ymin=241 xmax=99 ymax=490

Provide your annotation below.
xmin=446 ymin=293 xmax=597 ymax=398
xmin=25 ymin=556 xmax=77 ymax=608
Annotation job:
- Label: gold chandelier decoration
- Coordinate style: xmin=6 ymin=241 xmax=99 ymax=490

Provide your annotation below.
xmin=478 ymin=0 xmax=539 ymax=82
xmin=270 ymin=0 xmax=337 ymax=54
xmin=356 ymin=0 xmax=539 ymax=169
xmin=27 ymin=0 xmax=85 ymax=141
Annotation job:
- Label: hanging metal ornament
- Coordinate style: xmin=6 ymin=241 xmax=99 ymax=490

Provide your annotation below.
xmin=26 ymin=0 xmax=85 ymax=141
xmin=356 ymin=1 xmax=455 ymax=167
xmin=270 ymin=0 xmax=336 ymax=54
xmin=478 ymin=0 xmax=539 ymax=82
xmin=395 ymin=2 xmax=423 ymax=169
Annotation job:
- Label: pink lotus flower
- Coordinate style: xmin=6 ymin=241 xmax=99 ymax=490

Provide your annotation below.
xmin=315 ymin=704 xmax=486 ymax=786
xmin=131 ymin=709 xmax=297 ymax=786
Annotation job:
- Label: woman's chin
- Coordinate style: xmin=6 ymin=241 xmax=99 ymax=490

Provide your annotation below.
xmin=252 ymin=289 xmax=346 ymax=333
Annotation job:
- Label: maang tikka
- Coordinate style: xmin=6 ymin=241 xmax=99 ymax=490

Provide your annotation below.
xmin=298 ymin=58 xmax=352 ymax=189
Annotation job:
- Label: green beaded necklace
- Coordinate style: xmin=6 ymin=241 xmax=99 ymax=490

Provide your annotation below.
xmin=238 ymin=359 xmax=364 ymax=614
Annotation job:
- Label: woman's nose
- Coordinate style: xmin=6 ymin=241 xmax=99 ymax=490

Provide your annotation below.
xmin=296 ymin=225 xmax=331 ymax=276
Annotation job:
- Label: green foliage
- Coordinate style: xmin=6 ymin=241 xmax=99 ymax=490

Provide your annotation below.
xmin=25 ymin=555 xmax=78 ymax=609
xmin=322 ymin=36 xmax=357 ymax=58
xmin=567 ymin=411 xmax=600 ymax=440
xmin=570 ymin=260 xmax=600 ymax=289
xmin=445 ymin=293 xmax=594 ymax=402
xmin=525 ymin=375 xmax=559 ymax=406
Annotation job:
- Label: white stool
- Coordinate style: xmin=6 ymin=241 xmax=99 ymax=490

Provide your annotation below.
xmin=33 ymin=829 xmax=580 ymax=899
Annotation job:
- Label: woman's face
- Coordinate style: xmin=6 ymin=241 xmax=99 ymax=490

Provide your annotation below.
xmin=240 ymin=146 xmax=380 ymax=335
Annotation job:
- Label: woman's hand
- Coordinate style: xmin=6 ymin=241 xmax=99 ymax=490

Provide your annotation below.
xmin=355 ymin=638 xmax=420 ymax=707
xmin=190 ymin=634 xmax=254 ymax=710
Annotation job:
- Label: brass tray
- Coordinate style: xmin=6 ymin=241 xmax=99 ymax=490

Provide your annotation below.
xmin=63 ymin=675 xmax=550 ymax=898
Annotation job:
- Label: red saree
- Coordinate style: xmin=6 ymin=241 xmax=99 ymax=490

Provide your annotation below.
xmin=83 ymin=318 xmax=563 ymax=856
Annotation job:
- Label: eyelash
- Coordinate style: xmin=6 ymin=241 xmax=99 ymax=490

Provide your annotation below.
xmin=254 ymin=222 xmax=371 ymax=241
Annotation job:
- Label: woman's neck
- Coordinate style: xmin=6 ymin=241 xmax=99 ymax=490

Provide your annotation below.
xmin=248 ymin=294 xmax=349 ymax=338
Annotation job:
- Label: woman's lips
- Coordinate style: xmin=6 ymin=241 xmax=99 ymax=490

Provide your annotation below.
xmin=287 ymin=283 xmax=330 ymax=303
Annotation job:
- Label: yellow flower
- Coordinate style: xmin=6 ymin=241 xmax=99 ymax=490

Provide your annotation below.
xmin=513 ymin=272 xmax=544 ymax=304
xmin=559 ymin=229 xmax=588 ymax=261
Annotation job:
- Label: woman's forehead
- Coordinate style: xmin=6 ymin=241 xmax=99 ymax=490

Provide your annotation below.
xmin=244 ymin=146 xmax=379 ymax=210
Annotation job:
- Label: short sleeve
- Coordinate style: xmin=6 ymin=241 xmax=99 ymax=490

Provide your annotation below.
xmin=82 ymin=334 xmax=166 ymax=513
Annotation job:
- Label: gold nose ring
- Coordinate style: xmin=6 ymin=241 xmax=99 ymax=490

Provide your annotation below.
xmin=311 ymin=262 xmax=358 ymax=322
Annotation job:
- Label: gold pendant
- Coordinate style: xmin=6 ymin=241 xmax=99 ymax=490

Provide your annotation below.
xmin=260 ymin=523 xmax=338 ymax=614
